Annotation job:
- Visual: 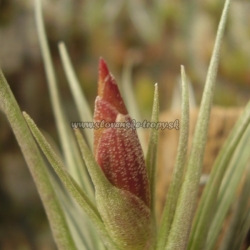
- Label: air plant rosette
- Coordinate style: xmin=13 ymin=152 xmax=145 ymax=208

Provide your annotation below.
xmin=0 ymin=0 xmax=250 ymax=249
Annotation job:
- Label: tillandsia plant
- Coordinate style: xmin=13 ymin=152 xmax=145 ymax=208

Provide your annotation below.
xmin=1 ymin=0 xmax=250 ymax=249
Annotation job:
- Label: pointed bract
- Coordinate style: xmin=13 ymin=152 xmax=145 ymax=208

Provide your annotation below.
xmin=94 ymin=58 xmax=150 ymax=207
xmin=96 ymin=115 xmax=150 ymax=206
xmin=98 ymin=58 xmax=127 ymax=115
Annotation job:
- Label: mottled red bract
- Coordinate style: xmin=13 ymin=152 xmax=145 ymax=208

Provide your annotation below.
xmin=97 ymin=59 xmax=128 ymax=115
xmin=94 ymin=58 xmax=150 ymax=207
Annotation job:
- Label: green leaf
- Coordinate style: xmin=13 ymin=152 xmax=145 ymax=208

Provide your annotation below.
xmin=145 ymin=83 xmax=159 ymax=247
xmin=146 ymin=83 xmax=159 ymax=213
xmin=50 ymin=173 xmax=95 ymax=250
xmin=0 ymin=70 xmax=76 ymax=250
xmin=35 ymin=0 xmax=93 ymax=195
xmin=220 ymin=167 xmax=250 ymax=250
xmin=23 ymin=112 xmax=117 ymax=249
xmin=189 ymin=89 xmax=250 ymax=250
xmin=206 ymin=125 xmax=250 ymax=249
xmin=166 ymin=0 xmax=231 ymax=249
xmin=58 ymin=42 xmax=93 ymax=148
xmin=157 ymin=66 xmax=189 ymax=249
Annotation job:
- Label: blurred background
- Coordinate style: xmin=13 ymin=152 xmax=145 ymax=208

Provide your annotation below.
xmin=0 ymin=0 xmax=249 ymax=249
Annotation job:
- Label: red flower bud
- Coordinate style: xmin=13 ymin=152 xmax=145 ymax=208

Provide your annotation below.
xmin=94 ymin=58 xmax=150 ymax=207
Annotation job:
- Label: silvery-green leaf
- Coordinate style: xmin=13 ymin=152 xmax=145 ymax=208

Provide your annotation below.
xmin=0 ymin=70 xmax=76 ymax=250
xmin=23 ymin=112 xmax=116 ymax=249
xmin=157 ymin=66 xmax=189 ymax=250
xmin=35 ymin=0 xmax=93 ymax=195
xmin=166 ymin=1 xmax=231 ymax=249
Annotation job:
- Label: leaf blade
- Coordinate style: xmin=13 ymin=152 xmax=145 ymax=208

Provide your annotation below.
xmin=58 ymin=42 xmax=93 ymax=148
xmin=157 ymin=66 xmax=189 ymax=249
xmin=23 ymin=112 xmax=118 ymax=250
xmin=0 ymin=70 xmax=77 ymax=250
xmin=166 ymin=0 xmax=231 ymax=249
xmin=35 ymin=0 xmax=93 ymax=195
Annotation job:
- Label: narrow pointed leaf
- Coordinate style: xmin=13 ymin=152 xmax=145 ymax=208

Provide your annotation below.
xmin=58 ymin=42 xmax=93 ymax=148
xmin=23 ymin=112 xmax=117 ymax=250
xmin=157 ymin=66 xmax=189 ymax=249
xmin=233 ymin=210 xmax=250 ymax=250
xmin=0 ymin=70 xmax=76 ymax=250
xmin=146 ymin=83 xmax=159 ymax=214
xmin=206 ymin=125 xmax=250 ymax=249
xmin=220 ymin=167 xmax=250 ymax=250
xmin=35 ymin=0 xmax=93 ymax=195
xmin=189 ymin=87 xmax=250 ymax=249
xmin=47 ymin=160 xmax=103 ymax=250
xmin=166 ymin=1 xmax=231 ymax=249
